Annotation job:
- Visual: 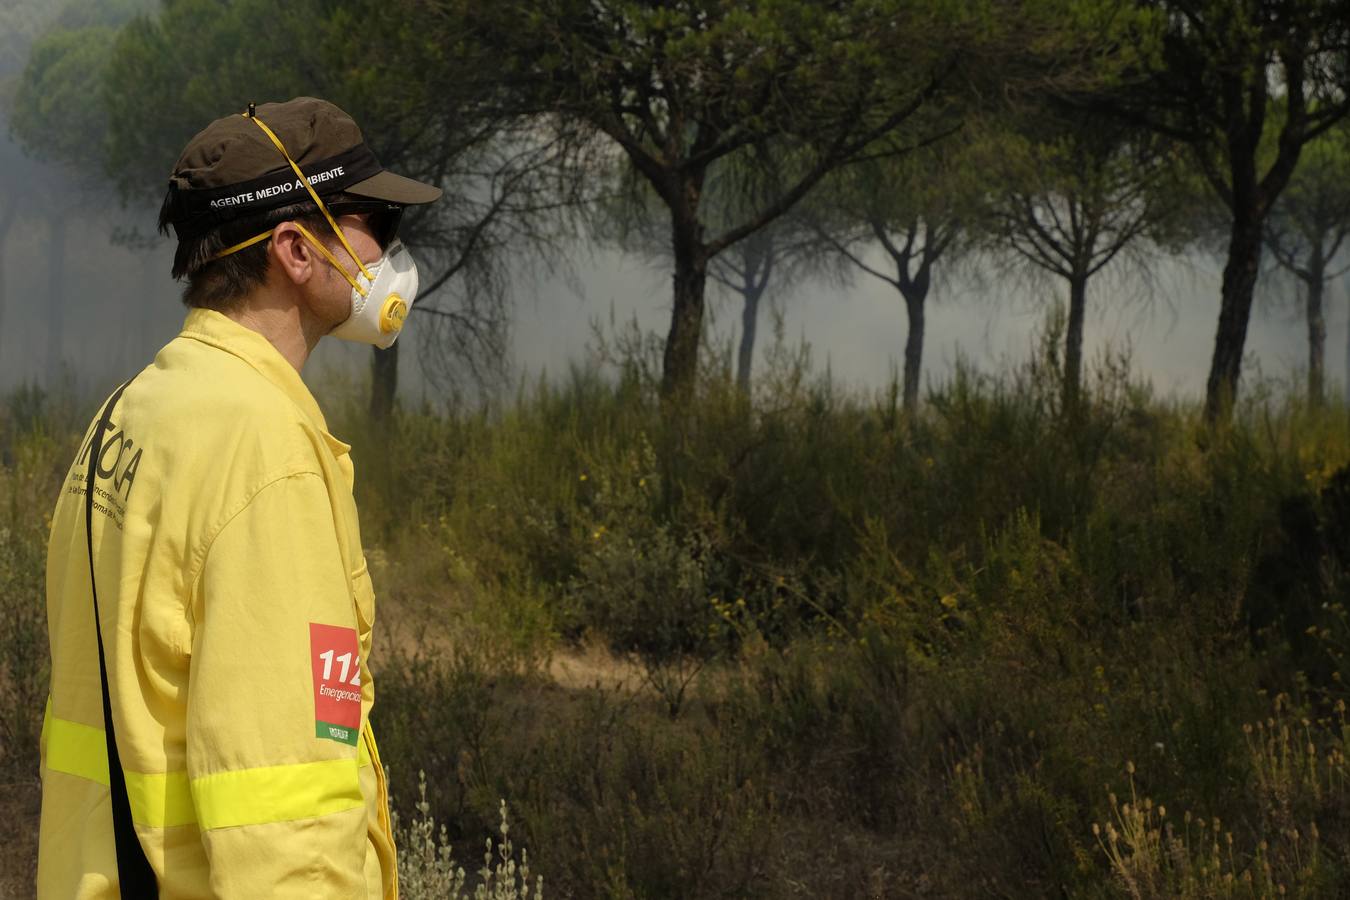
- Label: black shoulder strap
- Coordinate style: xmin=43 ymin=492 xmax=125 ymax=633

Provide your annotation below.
xmin=84 ymin=378 xmax=158 ymax=898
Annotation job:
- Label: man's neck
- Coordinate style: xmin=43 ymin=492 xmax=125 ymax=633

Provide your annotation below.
xmin=224 ymin=299 xmax=324 ymax=373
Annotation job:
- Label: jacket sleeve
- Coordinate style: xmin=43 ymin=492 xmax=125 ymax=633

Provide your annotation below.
xmin=186 ymin=470 xmax=367 ymax=899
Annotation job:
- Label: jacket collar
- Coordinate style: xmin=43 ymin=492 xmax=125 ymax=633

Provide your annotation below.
xmin=178 ymin=308 xmax=352 ymax=458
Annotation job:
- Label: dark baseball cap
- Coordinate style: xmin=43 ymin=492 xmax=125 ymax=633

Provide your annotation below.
xmin=162 ymin=96 xmax=442 ymax=241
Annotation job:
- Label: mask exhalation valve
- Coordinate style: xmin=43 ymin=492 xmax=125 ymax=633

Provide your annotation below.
xmin=379 ymin=295 xmax=408 ymax=335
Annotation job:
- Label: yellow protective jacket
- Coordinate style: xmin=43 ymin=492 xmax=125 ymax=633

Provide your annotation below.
xmin=39 ymin=307 xmax=397 ymax=899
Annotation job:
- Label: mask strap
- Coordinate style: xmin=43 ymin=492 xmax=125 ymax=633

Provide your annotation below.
xmin=214 ymin=229 xmax=274 ymax=258
xmin=293 ymin=222 xmax=369 ymax=297
xmin=243 ymin=113 xmax=374 ymax=282
xmin=210 ymin=223 xmax=369 ymax=297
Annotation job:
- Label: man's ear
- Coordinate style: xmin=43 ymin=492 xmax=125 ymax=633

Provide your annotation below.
xmin=269 ymin=222 xmax=315 ymax=285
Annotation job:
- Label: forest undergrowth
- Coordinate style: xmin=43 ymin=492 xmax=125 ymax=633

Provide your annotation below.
xmin=4 ymin=323 xmax=1350 ymax=898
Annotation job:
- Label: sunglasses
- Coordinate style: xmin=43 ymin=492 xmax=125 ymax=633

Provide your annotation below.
xmin=325 ymin=200 xmax=404 ymax=250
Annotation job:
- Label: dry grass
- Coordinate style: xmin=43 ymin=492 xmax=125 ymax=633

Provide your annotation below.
xmin=0 ymin=781 xmax=39 ymax=899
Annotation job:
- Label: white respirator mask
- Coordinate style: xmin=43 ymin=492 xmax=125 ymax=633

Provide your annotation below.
xmin=328 ymin=238 xmax=419 ymax=349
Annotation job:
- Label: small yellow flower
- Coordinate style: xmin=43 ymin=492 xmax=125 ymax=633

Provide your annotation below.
xmin=579 ymin=473 xmax=588 ymax=482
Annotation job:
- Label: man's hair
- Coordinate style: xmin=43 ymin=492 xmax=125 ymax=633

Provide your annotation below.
xmin=157 ymin=192 xmax=358 ymax=313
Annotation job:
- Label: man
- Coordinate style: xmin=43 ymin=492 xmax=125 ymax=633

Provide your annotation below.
xmin=38 ymin=96 xmax=440 ymax=898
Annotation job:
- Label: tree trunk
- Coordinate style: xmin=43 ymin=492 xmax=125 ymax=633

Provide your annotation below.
xmin=45 ymin=214 xmax=68 ymax=389
xmin=1204 ymin=211 xmax=1264 ymax=422
xmin=661 ymin=215 xmax=708 ymax=405
xmin=736 ymin=282 xmax=763 ymax=394
xmin=900 ymin=287 xmax=926 ymax=413
xmin=1065 ymin=273 xmax=1088 ymax=414
xmin=1305 ymin=257 xmax=1326 ymax=409
xmin=370 ymin=343 xmax=398 ymax=421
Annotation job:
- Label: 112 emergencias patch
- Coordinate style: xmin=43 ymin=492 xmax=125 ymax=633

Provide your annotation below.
xmin=310 ymin=622 xmax=362 ymax=746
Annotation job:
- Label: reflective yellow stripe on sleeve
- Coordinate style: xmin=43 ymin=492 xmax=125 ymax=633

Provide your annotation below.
xmin=42 ymin=706 xmax=196 ymax=827
xmin=190 ymin=757 xmax=364 ymax=830
xmin=127 ymin=771 xmax=196 ymax=829
xmin=43 ymin=706 xmax=110 ymax=785
xmin=42 ymin=704 xmax=369 ymax=829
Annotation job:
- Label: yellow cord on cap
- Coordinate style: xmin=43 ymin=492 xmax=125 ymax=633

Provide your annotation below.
xmin=241 ymin=112 xmax=374 ymax=281
xmin=212 ymin=229 xmax=274 ymax=259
